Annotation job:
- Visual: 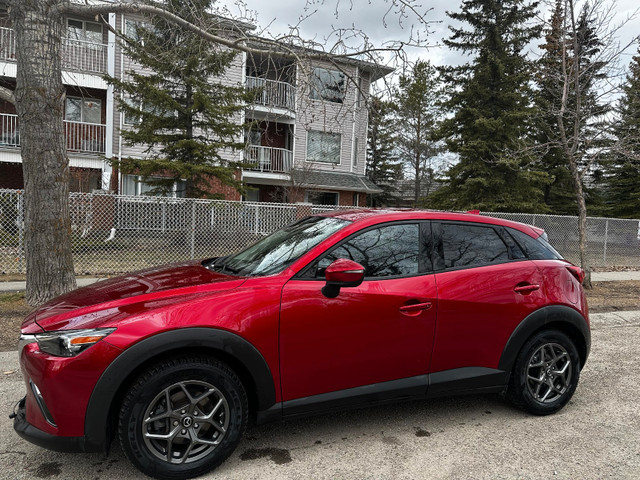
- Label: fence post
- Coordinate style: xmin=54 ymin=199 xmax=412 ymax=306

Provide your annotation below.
xmin=190 ymin=200 xmax=196 ymax=260
xmin=17 ymin=192 xmax=24 ymax=274
xmin=603 ymin=219 xmax=608 ymax=266
xmin=254 ymin=204 xmax=259 ymax=234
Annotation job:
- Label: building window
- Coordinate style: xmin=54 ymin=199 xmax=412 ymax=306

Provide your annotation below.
xmin=353 ymin=137 xmax=358 ymax=167
xmin=307 ymin=130 xmax=341 ymax=164
xmin=122 ymin=97 xmax=142 ymax=126
xmin=306 ymin=190 xmax=339 ymax=206
xmin=353 ymin=193 xmax=359 ymax=206
xmin=124 ymin=19 xmax=144 ymax=44
xmin=65 ymin=97 xmax=102 ymax=124
xmin=121 ymin=175 xmax=186 ymax=198
xmin=309 ymin=67 xmax=346 ymax=104
xmin=67 ymin=18 xmax=103 ymax=44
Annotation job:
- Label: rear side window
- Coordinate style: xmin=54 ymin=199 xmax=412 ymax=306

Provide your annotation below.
xmin=507 ymin=228 xmax=563 ymax=260
xmin=441 ymin=223 xmax=510 ymax=268
xmin=318 ymin=223 xmax=420 ymax=278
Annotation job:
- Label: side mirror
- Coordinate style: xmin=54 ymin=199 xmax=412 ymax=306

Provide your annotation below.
xmin=322 ymin=258 xmax=365 ymax=298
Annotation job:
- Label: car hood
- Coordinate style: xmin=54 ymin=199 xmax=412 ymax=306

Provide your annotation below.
xmin=22 ymin=261 xmax=247 ymax=333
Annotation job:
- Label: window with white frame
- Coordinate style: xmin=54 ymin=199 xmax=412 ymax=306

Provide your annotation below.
xmin=65 ymin=97 xmax=102 ymax=124
xmin=309 ymin=67 xmax=346 ymax=104
xmin=352 ymin=137 xmax=358 ymax=167
xmin=67 ymin=18 xmax=103 ymax=44
xmin=121 ymin=175 xmax=187 ymax=198
xmin=122 ymin=96 xmax=142 ymax=126
xmin=124 ymin=19 xmax=153 ymax=45
xmin=307 ymin=130 xmax=341 ymax=164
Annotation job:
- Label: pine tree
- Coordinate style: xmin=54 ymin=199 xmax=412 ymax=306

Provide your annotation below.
xmin=393 ymin=60 xmax=443 ymax=204
xmin=366 ymin=96 xmax=403 ymax=206
xmin=604 ymin=48 xmax=640 ymax=218
xmin=432 ymin=0 xmax=548 ymax=213
xmin=107 ymin=0 xmax=251 ymax=198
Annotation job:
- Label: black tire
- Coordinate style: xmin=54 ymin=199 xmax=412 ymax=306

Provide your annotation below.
xmin=118 ymin=356 xmax=248 ymax=480
xmin=507 ymin=330 xmax=581 ymax=415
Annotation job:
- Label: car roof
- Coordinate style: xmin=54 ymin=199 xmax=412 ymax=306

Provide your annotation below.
xmin=318 ymin=209 xmax=544 ymax=237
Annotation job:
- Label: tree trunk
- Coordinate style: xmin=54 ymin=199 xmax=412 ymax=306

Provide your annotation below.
xmin=567 ymin=154 xmax=592 ymax=289
xmin=11 ymin=0 xmax=76 ymax=305
xmin=414 ymin=155 xmax=420 ymax=205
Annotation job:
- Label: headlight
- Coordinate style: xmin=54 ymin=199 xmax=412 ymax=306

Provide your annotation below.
xmin=35 ymin=328 xmax=116 ymax=357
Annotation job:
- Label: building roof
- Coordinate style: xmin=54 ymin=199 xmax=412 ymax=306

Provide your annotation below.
xmin=292 ymin=170 xmax=383 ymax=194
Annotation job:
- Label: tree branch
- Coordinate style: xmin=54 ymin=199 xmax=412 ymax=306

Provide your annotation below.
xmin=0 ymin=85 xmax=15 ymax=105
xmin=59 ymin=1 xmax=404 ymax=66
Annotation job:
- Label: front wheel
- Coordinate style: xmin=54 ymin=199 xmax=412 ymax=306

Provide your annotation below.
xmin=118 ymin=356 xmax=248 ymax=479
xmin=507 ymin=330 xmax=581 ymax=415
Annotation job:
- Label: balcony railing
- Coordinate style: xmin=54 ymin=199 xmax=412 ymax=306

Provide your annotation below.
xmin=0 ymin=27 xmax=15 ymax=62
xmin=246 ymin=145 xmax=293 ymax=174
xmin=64 ymin=120 xmax=106 ymax=153
xmin=0 ymin=113 xmax=19 ymax=147
xmin=62 ymin=37 xmax=107 ymax=74
xmin=0 ymin=113 xmax=106 ymax=154
xmin=246 ymin=76 xmax=295 ymax=110
xmin=0 ymin=27 xmax=107 ymax=74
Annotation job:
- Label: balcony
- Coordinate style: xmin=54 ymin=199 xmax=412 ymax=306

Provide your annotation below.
xmin=246 ymin=146 xmax=292 ymax=174
xmin=0 ymin=113 xmax=106 ymax=154
xmin=246 ymin=76 xmax=295 ymax=111
xmin=0 ymin=27 xmax=107 ymax=74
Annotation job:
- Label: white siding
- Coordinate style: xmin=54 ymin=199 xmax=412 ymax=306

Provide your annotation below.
xmin=294 ymin=61 xmax=370 ymax=175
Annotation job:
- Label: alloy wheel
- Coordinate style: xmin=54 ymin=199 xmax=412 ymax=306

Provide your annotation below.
xmin=142 ymin=380 xmax=230 ymax=464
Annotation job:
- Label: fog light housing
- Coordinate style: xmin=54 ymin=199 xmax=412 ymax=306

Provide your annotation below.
xmin=29 ymin=380 xmax=57 ymax=427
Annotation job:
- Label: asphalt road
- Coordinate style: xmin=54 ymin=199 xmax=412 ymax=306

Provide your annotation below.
xmin=1 ymin=311 xmax=639 ymax=480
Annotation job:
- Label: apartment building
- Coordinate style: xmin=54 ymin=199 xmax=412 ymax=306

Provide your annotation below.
xmin=0 ymin=9 xmax=389 ymax=206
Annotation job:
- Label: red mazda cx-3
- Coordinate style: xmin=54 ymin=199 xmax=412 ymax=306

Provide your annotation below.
xmin=13 ymin=210 xmax=590 ymax=479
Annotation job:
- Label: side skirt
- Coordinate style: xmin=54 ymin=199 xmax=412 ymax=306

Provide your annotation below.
xmin=255 ymin=367 xmax=508 ymax=424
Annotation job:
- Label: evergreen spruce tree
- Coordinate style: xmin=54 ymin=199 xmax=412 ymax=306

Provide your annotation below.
xmin=366 ymin=96 xmax=403 ymax=206
xmin=393 ymin=60 xmax=443 ymax=205
xmin=432 ymin=0 xmax=548 ymax=213
xmin=107 ymin=0 xmax=251 ymax=198
xmin=605 ymin=48 xmax=640 ymax=218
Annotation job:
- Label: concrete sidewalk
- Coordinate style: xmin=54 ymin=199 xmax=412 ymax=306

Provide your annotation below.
xmin=1 ymin=270 xmax=639 ymax=293
xmin=0 ymin=277 xmax=109 ymax=293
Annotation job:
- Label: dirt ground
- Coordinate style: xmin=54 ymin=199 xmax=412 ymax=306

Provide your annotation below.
xmin=0 ymin=281 xmax=639 ymax=352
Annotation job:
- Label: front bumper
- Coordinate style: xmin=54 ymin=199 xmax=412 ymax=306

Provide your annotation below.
xmin=12 ymin=397 xmax=102 ymax=453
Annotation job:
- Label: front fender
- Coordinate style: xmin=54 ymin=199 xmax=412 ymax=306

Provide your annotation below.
xmin=84 ymin=328 xmax=276 ymax=451
xmin=498 ymin=305 xmax=591 ymax=373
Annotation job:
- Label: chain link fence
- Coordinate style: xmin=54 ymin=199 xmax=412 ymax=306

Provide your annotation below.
xmin=1 ymin=188 xmax=639 ymax=275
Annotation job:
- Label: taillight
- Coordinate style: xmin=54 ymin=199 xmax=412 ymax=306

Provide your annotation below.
xmin=566 ymin=265 xmax=585 ymax=284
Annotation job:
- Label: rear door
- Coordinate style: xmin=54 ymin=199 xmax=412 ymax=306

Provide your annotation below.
xmin=430 ymin=222 xmax=547 ymax=373
xmin=280 ymin=221 xmax=437 ymax=402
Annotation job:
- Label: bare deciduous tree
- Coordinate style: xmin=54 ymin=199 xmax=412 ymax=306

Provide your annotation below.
xmin=535 ymin=0 xmax=638 ymax=287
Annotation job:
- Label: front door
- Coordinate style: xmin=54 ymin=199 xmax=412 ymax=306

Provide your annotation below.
xmin=279 ymin=222 xmax=437 ymax=402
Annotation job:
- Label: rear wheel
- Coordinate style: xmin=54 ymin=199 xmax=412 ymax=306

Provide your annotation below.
xmin=118 ymin=356 xmax=247 ymax=479
xmin=508 ymin=330 xmax=580 ymax=415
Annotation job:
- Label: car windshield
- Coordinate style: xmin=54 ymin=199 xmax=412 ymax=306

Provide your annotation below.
xmin=207 ymin=216 xmax=349 ymax=277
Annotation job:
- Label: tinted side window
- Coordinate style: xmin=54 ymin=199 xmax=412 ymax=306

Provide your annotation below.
xmin=319 ymin=223 xmax=420 ymax=278
xmin=498 ymin=227 xmax=526 ymax=260
xmin=507 ymin=228 xmax=563 ymax=260
xmin=441 ymin=223 xmax=510 ymax=268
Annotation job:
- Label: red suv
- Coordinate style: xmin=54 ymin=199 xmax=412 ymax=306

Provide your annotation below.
xmin=13 ymin=210 xmax=590 ymax=479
